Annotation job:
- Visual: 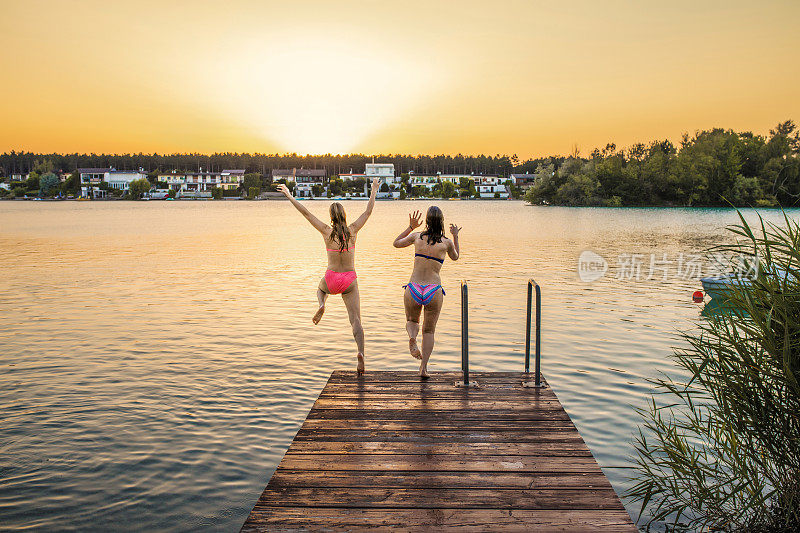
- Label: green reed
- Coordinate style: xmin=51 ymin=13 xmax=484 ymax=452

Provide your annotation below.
xmin=628 ymin=212 xmax=800 ymax=532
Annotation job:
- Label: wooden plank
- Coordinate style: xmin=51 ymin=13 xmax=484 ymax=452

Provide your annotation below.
xmin=328 ymin=371 xmax=549 ymax=383
xmin=330 ymin=370 xmax=533 ymax=381
xmin=286 ymin=440 xmax=593 ymax=456
xmin=302 ymin=418 xmax=575 ymax=433
xmin=321 ymin=381 xmax=555 ymax=391
xmin=321 ymin=383 xmax=558 ymax=395
xmin=319 ymin=385 xmax=556 ymax=401
xmin=307 ymin=408 xmax=572 ymax=421
xmin=299 ymin=418 xmax=576 ymax=431
xmin=316 ymin=393 xmax=561 ymax=402
xmin=274 ymin=454 xmax=605 ymax=473
xmin=254 ymin=487 xmax=627 ymax=510
xmin=242 ymin=508 xmax=636 ymax=533
xmin=312 ymin=398 xmax=565 ymax=410
xmin=266 ymin=470 xmax=615 ymax=490
xmin=293 ymin=429 xmax=585 ymax=442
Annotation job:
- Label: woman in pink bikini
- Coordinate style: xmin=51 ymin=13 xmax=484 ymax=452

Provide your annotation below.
xmin=278 ymin=178 xmax=379 ymax=374
xmin=393 ymin=206 xmax=460 ymax=379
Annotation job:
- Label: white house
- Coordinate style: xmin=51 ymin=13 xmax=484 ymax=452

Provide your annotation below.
xmin=337 ymin=163 xmax=397 ymax=197
xmin=220 ymin=169 xmax=246 ymax=188
xmin=338 ymin=172 xmax=367 ymax=181
xmin=408 ymin=173 xmax=503 ymax=194
xmin=478 ymin=182 xmax=509 ymax=199
xmin=78 ymin=167 xmax=148 ymax=197
xmin=365 ymin=163 xmax=396 ymax=185
xmin=78 ymin=167 xmax=112 ymax=198
xmin=409 ymin=174 xmax=439 ymax=191
xmin=272 ymin=168 xmax=327 ymax=198
xmin=438 ymin=174 xmax=472 ymax=186
xmin=510 ymin=173 xmax=538 ymax=190
xmin=158 ymin=172 xmax=187 ymax=191
xmin=157 ymin=169 xmax=245 ymax=195
xmin=105 ymin=169 xmax=148 ymax=191
xmin=294 ymin=176 xmax=325 ymax=197
xmin=474 ymin=176 xmax=504 ymax=186
xmin=438 ymin=174 xmax=507 ymax=187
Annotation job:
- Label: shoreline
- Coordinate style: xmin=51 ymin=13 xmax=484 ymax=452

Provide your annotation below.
xmin=3 ymin=198 xmax=799 ymax=209
xmin=0 ymin=197 xmax=524 ymax=202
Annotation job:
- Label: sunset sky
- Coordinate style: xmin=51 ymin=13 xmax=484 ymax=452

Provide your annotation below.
xmin=1 ymin=0 xmax=798 ymax=158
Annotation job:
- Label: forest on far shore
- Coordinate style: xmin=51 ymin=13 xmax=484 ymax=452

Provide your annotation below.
xmin=524 ymin=120 xmax=800 ymax=207
xmin=2 ymin=120 xmax=798 ymax=207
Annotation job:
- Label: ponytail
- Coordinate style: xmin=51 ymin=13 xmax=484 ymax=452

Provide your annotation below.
xmin=329 ymin=202 xmax=351 ymax=251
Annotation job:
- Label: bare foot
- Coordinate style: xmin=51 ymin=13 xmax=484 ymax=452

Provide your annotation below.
xmin=419 ymin=364 xmax=429 ymax=380
xmin=409 ymin=338 xmax=422 ymax=360
xmin=312 ymin=305 xmax=325 ymax=325
xmin=357 ymin=353 xmax=365 ymax=375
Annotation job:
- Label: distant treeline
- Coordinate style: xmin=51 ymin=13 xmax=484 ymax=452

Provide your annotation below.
xmin=0 ymin=152 xmax=517 ymax=178
xmin=524 ymin=121 xmax=800 ymax=207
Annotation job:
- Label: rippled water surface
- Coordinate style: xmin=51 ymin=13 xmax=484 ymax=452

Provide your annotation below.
xmin=1 ymin=201 xmax=795 ymax=531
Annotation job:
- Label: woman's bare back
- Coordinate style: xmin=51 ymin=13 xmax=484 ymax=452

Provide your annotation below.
xmin=324 ymin=226 xmax=358 ymax=272
xmin=409 ymin=234 xmax=450 ymax=284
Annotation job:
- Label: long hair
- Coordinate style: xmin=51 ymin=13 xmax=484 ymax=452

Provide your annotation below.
xmin=420 ymin=206 xmax=445 ymax=245
xmin=329 ymin=202 xmax=351 ymax=252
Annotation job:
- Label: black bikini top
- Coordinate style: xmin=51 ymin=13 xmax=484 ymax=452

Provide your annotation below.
xmin=415 ymin=253 xmax=445 ymax=264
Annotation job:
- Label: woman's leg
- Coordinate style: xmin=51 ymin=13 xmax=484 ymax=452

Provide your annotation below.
xmin=419 ymin=290 xmax=444 ymax=379
xmin=404 ymin=288 xmax=423 ymax=359
xmin=341 ymin=281 xmax=365 ymax=374
xmin=313 ymin=276 xmax=329 ymax=324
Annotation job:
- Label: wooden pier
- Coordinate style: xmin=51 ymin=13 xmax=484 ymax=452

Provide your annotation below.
xmin=242 ymin=371 xmax=636 ymax=532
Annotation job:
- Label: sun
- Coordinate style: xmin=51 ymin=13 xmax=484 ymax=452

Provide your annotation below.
xmin=212 ymin=37 xmax=442 ymax=155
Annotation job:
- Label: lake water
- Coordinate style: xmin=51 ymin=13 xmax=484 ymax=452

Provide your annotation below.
xmin=1 ymin=201 xmax=794 ymax=531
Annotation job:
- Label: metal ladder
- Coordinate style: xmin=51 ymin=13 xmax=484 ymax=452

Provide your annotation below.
xmin=455 ymin=279 xmax=543 ymax=388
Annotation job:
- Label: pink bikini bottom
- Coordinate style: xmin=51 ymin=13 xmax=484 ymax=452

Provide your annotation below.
xmin=325 ymin=269 xmax=357 ymax=294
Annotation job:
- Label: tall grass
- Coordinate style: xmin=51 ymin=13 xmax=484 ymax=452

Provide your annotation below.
xmin=628 ymin=212 xmax=800 ymax=531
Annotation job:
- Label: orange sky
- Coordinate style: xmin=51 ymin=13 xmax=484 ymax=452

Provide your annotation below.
xmin=1 ymin=0 xmax=798 ymax=158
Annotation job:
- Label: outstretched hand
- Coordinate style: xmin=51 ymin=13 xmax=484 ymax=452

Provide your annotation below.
xmin=277 ymin=184 xmax=292 ymax=198
xmin=450 ymin=223 xmax=461 ymax=237
xmin=409 ymin=210 xmax=422 ymax=229
xmin=371 ymin=177 xmax=380 ymax=191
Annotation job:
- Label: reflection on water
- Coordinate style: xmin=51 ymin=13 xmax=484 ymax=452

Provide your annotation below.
xmin=701 ymin=297 xmax=740 ymax=317
xmin=0 ymin=201 xmax=796 ymax=531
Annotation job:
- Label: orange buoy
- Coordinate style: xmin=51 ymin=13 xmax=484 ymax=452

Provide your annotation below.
xmin=692 ymin=290 xmax=704 ymax=303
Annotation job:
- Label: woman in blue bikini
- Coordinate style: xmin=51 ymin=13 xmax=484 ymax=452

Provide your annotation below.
xmin=393 ymin=206 xmax=460 ymax=379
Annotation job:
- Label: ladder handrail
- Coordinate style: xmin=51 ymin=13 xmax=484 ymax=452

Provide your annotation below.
xmin=460 ymin=280 xmax=469 ymax=386
xmin=525 ymin=278 xmax=542 ymax=388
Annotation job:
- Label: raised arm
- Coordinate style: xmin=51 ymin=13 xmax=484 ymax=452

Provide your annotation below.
xmin=393 ymin=210 xmax=422 ymax=248
xmin=447 ymin=223 xmax=461 ymax=260
xmin=278 ymin=184 xmax=328 ymax=233
xmin=350 ymin=177 xmax=379 ymax=232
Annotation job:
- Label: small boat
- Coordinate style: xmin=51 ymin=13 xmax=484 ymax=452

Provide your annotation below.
xmin=700 ymin=274 xmax=752 ymax=300
xmin=701 ymin=267 xmax=791 ymax=301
